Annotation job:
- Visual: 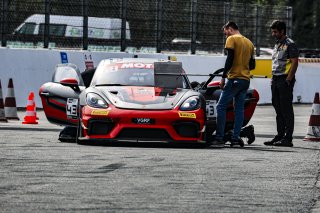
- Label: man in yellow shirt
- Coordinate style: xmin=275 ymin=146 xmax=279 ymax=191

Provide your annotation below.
xmin=212 ymin=21 xmax=255 ymax=147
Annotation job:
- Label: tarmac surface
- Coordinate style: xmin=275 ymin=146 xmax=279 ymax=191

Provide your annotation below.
xmin=1 ymin=104 xmax=320 ymax=212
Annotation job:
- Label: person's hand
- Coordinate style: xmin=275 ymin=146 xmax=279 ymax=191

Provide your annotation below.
xmin=220 ymin=78 xmax=226 ymax=89
xmin=286 ymin=77 xmax=292 ymax=86
xmin=286 ymin=79 xmax=291 ymax=86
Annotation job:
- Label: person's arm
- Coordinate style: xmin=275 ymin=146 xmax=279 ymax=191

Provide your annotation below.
xmin=286 ymin=43 xmax=299 ymax=84
xmin=249 ymin=55 xmax=256 ymax=70
xmin=220 ymin=48 xmax=234 ymax=89
xmin=286 ymin=57 xmax=298 ymax=82
xmin=223 ymin=48 xmax=234 ymax=77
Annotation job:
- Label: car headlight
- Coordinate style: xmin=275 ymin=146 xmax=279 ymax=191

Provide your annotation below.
xmin=86 ymin=93 xmax=108 ymax=108
xmin=180 ymin=96 xmax=201 ymax=111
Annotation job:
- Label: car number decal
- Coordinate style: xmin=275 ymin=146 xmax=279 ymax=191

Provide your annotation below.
xmin=179 ymin=112 xmax=196 ymax=119
xmin=66 ymin=98 xmax=78 ymax=119
xmin=206 ymin=100 xmax=217 ymax=118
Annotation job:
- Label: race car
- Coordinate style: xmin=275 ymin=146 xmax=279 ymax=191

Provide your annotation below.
xmin=39 ymin=58 xmax=259 ymax=145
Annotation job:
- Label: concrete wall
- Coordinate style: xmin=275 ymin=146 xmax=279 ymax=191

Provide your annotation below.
xmin=0 ymin=47 xmax=319 ymax=108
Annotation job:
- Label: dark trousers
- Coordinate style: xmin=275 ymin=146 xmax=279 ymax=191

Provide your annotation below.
xmin=271 ymin=75 xmax=295 ymax=140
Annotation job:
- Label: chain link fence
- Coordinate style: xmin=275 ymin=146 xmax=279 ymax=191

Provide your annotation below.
xmin=0 ymin=0 xmax=292 ymax=55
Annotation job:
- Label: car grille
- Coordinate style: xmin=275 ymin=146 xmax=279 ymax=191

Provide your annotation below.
xmin=116 ymin=128 xmax=171 ymax=140
xmin=173 ymin=121 xmax=200 ymax=138
xmin=87 ymin=119 xmax=115 ymax=135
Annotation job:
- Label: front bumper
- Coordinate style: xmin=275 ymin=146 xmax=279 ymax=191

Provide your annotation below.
xmin=80 ymin=105 xmax=206 ymax=143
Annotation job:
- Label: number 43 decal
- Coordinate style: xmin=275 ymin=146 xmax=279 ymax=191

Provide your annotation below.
xmin=66 ymin=98 xmax=78 ymax=119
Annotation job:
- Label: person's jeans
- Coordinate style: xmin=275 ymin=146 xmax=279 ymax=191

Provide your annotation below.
xmin=215 ymin=78 xmax=250 ymax=140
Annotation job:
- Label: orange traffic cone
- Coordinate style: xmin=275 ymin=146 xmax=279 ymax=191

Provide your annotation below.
xmin=0 ymin=79 xmax=8 ymax=122
xmin=4 ymin=78 xmax=19 ymax=120
xmin=304 ymin=92 xmax=320 ymax=142
xmin=29 ymin=92 xmax=39 ymax=120
xmin=22 ymin=92 xmax=38 ymax=124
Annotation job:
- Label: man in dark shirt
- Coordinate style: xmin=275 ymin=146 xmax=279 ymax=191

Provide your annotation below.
xmin=264 ymin=20 xmax=299 ymax=147
xmin=81 ymin=67 xmax=96 ymax=88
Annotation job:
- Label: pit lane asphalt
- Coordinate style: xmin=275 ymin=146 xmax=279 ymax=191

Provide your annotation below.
xmin=0 ymin=104 xmax=320 ymax=212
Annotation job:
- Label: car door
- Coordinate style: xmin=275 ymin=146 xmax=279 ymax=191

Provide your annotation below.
xmin=39 ymin=63 xmax=85 ymax=126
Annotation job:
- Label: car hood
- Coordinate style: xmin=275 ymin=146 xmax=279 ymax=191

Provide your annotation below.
xmin=96 ymin=86 xmax=190 ymax=110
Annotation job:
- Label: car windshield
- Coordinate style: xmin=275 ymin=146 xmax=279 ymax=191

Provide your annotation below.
xmin=91 ymin=61 xmax=189 ymax=89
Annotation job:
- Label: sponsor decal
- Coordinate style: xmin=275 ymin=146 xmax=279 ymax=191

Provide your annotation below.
xmin=178 ymin=112 xmax=196 ymax=119
xmin=134 ymin=87 xmax=154 ymax=95
xmin=115 ymin=63 xmax=154 ymax=69
xmin=91 ymin=110 xmax=109 ymax=116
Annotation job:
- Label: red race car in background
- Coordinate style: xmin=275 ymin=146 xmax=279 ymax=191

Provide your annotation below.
xmin=39 ymin=58 xmax=259 ymax=146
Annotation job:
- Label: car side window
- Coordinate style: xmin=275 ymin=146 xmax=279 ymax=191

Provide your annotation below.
xmin=52 ymin=65 xmax=85 ymax=86
xmin=39 ymin=23 xmax=66 ymax=36
xmin=15 ymin=23 xmax=36 ymax=35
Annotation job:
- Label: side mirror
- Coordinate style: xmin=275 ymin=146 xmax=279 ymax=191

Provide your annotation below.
xmin=60 ymin=78 xmax=80 ymax=91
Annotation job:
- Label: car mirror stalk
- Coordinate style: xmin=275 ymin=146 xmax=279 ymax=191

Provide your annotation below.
xmin=60 ymin=78 xmax=80 ymax=91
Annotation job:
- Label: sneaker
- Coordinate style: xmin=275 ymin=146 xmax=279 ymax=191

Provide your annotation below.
xmin=230 ymin=138 xmax=244 ymax=147
xmin=209 ymin=139 xmax=225 ymax=148
xmin=273 ymin=138 xmax=293 ymax=147
xmin=264 ymin=135 xmax=283 ymax=146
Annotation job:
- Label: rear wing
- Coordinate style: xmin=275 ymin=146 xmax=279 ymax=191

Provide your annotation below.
xmin=154 ymin=62 xmax=185 ymax=88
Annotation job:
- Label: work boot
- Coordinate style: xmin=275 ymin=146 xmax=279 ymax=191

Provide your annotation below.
xmin=264 ymin=135 xmax=283 ymax=146
xmin=273 ymin=138 xmax=293 ymax=147
xmin=230 ymin=138 xmax=244 ymax=147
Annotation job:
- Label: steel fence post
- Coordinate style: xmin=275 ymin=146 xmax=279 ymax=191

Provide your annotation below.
xmin=255 ymin=5 xmax=261 ymax=57
xmin=121 ymin=0 xmax=127 ymax=52
xmin=286 ymin=6 xmax=292 ymax=38
xmin=83 ymin=0 xmax=88 ymax=50
xmin=191 ymin=0 xmax=197 ymax=55
xmin=44 ymin=0 xmax=50 ymax=48
xmin=223 ymin=2 xmax=230 ymax=54
xmin=1 ymin=0 xmax=8 ymax=47
xmin=156 ymin=0 xmax=163 ymax=53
